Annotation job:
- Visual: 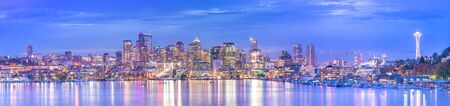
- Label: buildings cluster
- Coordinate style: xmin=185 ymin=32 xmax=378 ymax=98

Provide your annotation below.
xmin=0 ymin=31 xmax=448 ymax=82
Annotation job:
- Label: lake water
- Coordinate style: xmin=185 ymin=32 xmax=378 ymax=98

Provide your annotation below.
xmin=0 ymin=80 xmax=449 ymax=106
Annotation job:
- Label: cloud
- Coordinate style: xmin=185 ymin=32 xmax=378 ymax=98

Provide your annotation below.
xmin=317 ymin=0 xmax=398 ymax=19
xmin=59 ymin=23 xmax=96 ymax=28
xmin=257 ymin=1 xmax=277 ymax=8
xmin=181 ymin=8 xmax=238 ymax=16
xmin=0 ymin=8 xmax=102 ymax=21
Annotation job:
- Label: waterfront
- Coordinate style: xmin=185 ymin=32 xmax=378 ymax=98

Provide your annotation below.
xmin=0 ymin=80 xmax=449 ymax=106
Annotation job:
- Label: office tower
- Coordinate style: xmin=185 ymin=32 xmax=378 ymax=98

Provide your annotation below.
xmin=64 ymin=51 xmax=72 ymax=61
xmin=123 ymin=40 xmax=133 ymax=64
xmin=153 ymin=46 xmax=163 ymax=62
xmin=249 ymin=37 xmax=261 ymax=63
xmin=174 ymin=41 xmax=186 ymax=62
xmin=279 ymin=50 xmax=293 ymax=65
xmin=210 ymin=46 xmax=223 ymax=60
xmin=188 ymin=38 xmax=202 ymax=70
xmin=306 ymin=44 xmax=317 ymax=67
xmin=131 ymin=46 xmax=139 ymax=62
xmin=116 ymin=51 xmax=122 ymax=65
xmin=223 ymin=42 xmax=237 ymax=71
xmin=414 ymin=31 xmax=422 ymax=59
xmin=103 ymin=53 xmax=109 ymax=63
xmin=293 ymin=44 xmax=303 ymax=64
xmin=138 ymin=32 xmax=152 ymax=54
xmin=27 ymin=45 xmax=33 ymax=57
xmin=135 ymin=40 xmax=148 ymax=62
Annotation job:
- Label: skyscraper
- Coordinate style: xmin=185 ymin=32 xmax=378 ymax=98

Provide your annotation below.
xmin=249 ymin=37 xmax=261 ymax=63
xmin=27 ymin=45 xmax=33 ymax=57
xmin=103 ymin=53 xmax=109 ymax=63
xmin=138 ymin=32 xmax=152 ymax=54
xmin=306 ymin=44 xmax=317 ymax=67
xmin=116 ymin=51 xmax=123 ymax=65
xmin=223 ymin=42 xmax=237 ymax=71
xmin=64 ymin=51 xmax=73 ymax=61
xmin=123 ymin=40 xmax=133 ymax=64
xmin=188 ymin=38 xmax=202 ymax=71
xmin=293 ymin=44 xmax=303 ymax=64
xmin=414 ymin=31 xmax=422 ymax=59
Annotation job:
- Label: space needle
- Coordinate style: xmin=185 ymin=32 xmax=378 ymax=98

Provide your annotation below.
xmin=414 ymin=30 xmax=422 ymax=59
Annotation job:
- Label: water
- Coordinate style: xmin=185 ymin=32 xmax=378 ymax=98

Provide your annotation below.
xmin=0 ymin=80 xmax=449 ymax=106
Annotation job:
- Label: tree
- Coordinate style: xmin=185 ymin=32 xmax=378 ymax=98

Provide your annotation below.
xmin=437 ymin=61 xmax=450 ymax=80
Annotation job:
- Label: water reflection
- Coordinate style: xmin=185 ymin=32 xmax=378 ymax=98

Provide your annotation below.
xmin=0 ymin=80 xmax=449 ymax=106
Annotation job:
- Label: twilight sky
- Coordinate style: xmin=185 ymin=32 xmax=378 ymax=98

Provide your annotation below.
xmin=0 ymin=0 xmax=449 ymax=64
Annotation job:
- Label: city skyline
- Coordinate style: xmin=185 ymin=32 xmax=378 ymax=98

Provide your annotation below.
xmin=1 ymin=0 xmax=450 ymax=62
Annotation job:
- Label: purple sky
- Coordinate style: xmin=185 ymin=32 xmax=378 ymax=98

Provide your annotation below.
xmin=0 ymin=0 xmax=449 ymax=64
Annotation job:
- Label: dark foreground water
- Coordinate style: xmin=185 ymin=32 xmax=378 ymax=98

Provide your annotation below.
xmin=0 ymin=80 xmax=449 ymax=106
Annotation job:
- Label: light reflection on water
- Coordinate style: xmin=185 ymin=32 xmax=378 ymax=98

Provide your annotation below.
xmin=0 ymin=80 xmax=449 ymax=106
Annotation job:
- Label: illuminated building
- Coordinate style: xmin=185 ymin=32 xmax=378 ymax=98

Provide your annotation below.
xmin=293 ymin=44 xmax=304 ymax=64
xmin=331 ymin=59 xmax=347 ymax=67
xmin=188 ymin=37 xmax=203 ymax=71
xmin=249 ymin=37 xmax=264 ymax=70
xmin=138 ymin=32 xmax=152 ymax=57
xmin=279 ymin=50 xmax=293 ymax=66
xmin=115 ymin=51 xmax=122 ymax=65
xmin=306 ymin=44 xmax=316 ymax=67
xmin=210 ymin=46 xmax=223 ymax=60
xmin=153 ymin=46 xmax=163 ymax=62
xmin=414 ymin=31 xmax=422 ymax=59
xmin=64 ymin=51 xmax=72 ymax=61
xmin=27 ymin=45 xmax=33 ymax=57
xmin=123 ymin=40 xmax=133 ymax=64
xmin=173 ymin=41 xmax=186 ymax=62
xmin=103 ymin=53 xmax=109 ymax=63
xmin=210 ymin=46 xmax=224 ymax=71
xmin=223 ymin=42 xmax=237 ymax=71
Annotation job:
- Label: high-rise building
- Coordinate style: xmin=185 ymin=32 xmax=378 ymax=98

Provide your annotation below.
xmin=135 ymin=40 xmax=148 ymax=62
xmin=293 ymin=44 xmax=303 ymax=64
xmin=103 ymin=53 xmax=109 ymax=63
xmin=64 ymin=51 xmax=72 ymax=61
xmin=279 ymin=50 xmax=293 ymax=65
xmin=27 ymin=45 xmax=33 ymax=57
xmin=188 ymin=38 xmax=202 ymax=71
xmin=123 ymin=40 xmax=133 ymax=64
xmin=138 ymin=32 xmax=152 ymax=54
xmin=306 ymin=44 xmax=317 ymax=67
xmin=210 ymin=46 xmax=223 ymax=60
xmin=116 ymin=51 xmax=122 ymax=65
xmin=414 ymin=31 xmax=422 ymax=59
xmin=174 ymin=42 xmax=186 ymax=62
xmin=249 ymin=37 xmax=261 ymax=63
xmin=223 ymin=42 xmax=237 ymax=71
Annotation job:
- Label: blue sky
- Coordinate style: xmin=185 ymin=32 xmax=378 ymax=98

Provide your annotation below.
xmin=0 ymin=0 xmax=449 ymax=63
